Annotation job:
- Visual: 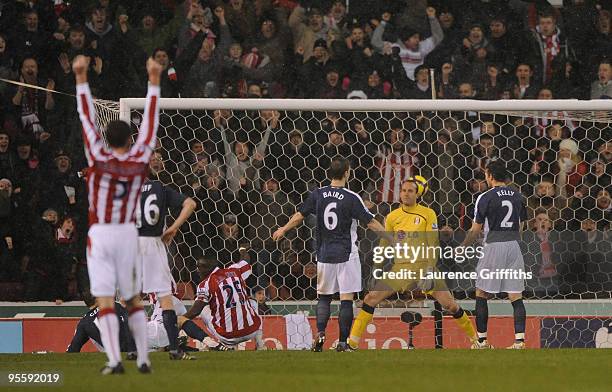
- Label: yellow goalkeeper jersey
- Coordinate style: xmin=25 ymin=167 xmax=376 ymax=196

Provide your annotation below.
xmin=382 ymin=203 xmax=439 ymax=265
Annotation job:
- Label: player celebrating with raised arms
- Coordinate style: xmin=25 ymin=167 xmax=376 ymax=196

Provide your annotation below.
xmin=272 ymin=157 xmax=388 ymax=352
xmin=348 ymin=177 xmax=478 ymax=349
xmin=74 ymin=55 xmax=161 ymax=374
xmin=137 ymin=153 xmax=197 ymax=360
xmin=461 ymin=161 xmax=528 ymax=349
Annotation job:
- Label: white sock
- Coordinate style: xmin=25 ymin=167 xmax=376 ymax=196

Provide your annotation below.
xmin=128 ymin=308 xmax=149 ymax=367
xmin=98 ymin=310 xmax=121 ymax=367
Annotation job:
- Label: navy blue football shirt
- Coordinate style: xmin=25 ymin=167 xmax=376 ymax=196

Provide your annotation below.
xmin=474 ymin=185 xmax=527 ymax=243
xmin=299 ymin=186 xmax=375 ymax=263
xmin=137 ymin=180 xmax=186 ymax=237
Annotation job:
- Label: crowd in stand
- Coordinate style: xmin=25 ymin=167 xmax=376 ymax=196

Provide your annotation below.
xmin=0 ymin=0 xmax=609 ymax=302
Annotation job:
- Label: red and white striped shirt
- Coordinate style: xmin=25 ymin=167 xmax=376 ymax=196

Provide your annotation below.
xmin=196 ymin=260 xmax=261 ymax=339
xmin=76 ymin=83 xmax=159 ymax=225
xmin=377 ymin=151 xmax=419 ymax=203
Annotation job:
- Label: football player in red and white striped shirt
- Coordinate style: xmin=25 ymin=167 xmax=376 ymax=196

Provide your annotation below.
xmin=183 ymin=247 xmax=261 ymax=349
xmin=73 ymin=55 xmax=162 ymax=375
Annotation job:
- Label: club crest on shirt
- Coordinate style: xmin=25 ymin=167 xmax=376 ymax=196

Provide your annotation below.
xmin=414 ymin=217 xmax=420 ymax=224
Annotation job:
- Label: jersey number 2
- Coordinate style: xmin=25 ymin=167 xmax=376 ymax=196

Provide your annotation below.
xmin=136 ymin=194 xmax=160 ymax=228
xmin=500 ymin=200 xmax=514 ymax=228
xmin=324 ymin=202 xmax=338 ymax=230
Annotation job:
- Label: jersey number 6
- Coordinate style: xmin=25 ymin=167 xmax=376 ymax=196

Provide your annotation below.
xmin=324 ymin=202 xmax=338 ymax=230
xmin=136 ymin=194 xmax=160 ymax=228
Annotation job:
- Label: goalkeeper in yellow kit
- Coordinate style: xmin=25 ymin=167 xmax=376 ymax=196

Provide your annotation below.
xmin=348 ymin=177 xmax=477 ymax=349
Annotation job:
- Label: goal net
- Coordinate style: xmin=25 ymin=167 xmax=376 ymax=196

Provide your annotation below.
xmin=112 ymin=97 xmax=611 ymax=350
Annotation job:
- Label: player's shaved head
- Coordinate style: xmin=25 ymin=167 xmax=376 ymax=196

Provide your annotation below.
xmin=106 ymin=120 xmax=131 ymax=149
xmin=328 ymin=156 xmax=350 ymax=180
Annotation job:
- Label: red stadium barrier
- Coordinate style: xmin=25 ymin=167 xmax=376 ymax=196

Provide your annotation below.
xmin=0 ymin=315 xmax=552 ymax=352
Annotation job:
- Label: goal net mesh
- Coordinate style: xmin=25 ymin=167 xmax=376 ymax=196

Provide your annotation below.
xmin=109 ymin=100 xmax=611 ymax=349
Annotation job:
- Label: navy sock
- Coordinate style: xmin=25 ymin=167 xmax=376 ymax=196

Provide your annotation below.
xmin=338 ymin=300 xmax=354 ymax=343
xmin=162 ymin=310 xmax=179 ymax=352
xmin=475 ymin=297 xmax=489 ymax=342
xmin=181 ymin=319 xmax=207 ymax=342
xmin=511 ymin=298 xmax=526 ymax=342
xmin=316 ymin=295 xmax=332 ymax=335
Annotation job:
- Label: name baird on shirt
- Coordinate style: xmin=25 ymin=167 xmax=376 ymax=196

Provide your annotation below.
xmin=322 ymin=191 xmax=344 ymax=200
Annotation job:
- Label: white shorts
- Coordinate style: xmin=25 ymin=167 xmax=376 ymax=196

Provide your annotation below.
xmin=146 ymin=320 xmax=168 ymax=351
xmin=200 ymin=305 xmax=259 ymax=347
xmin=317 ymin=253 xmax=362 ymax=295
xmin=139 ymin=236 xmax=174 ymax=296
xmin=87 ymin=224 xmax=140 ymax=299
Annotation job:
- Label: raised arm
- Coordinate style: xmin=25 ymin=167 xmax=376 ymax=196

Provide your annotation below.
xmin=132 ymin=58 xmax=162 ymax=159
xmin=74 ymin=55 xmax=101 ymax=166
xmin=427 ymin=7 xmax=443 ymax=47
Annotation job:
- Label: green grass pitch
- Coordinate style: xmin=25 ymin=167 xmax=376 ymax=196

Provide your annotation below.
xmin=0 ymin=350 xmax=609 ymax=392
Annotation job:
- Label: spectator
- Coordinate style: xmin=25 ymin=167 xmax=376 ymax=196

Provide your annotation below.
xmin=216 ymin=109 xmax=276 ymax=194
xmin=584 ymin=155 xmax=611 ymax=189
xmin=525 ymin=11 xmax=576 ymax=86
xmin=11 ymin=58 xmax=55 ymax=137
xmin=177 ymin=3 xmax=215 ymax=56
xmin=23 ymin=208 xmax=58 ymax=301
xmin=253 ymin=286 xmax=271 ymax=315
xmin=177 ymin=7 xmax=231 ymax=98
xmin=289 ymin=6 xmax=336 ymax=62
xmin=11 ymin=10 xmax=51 ymax=66
xmin=510 ymin=62 xmax=539 ymax=99
xmin=529 ymin=208 xmax=558 ymax=278
xmin=372 ymin=7 xmax=442 ymax=80
xmin=0 ymin=178 xmax=17 ymax=282
xmin=296 ymin=38 xmax=338 ymax=98
xmin=556 ymin=138 xmax=588 ymax=197
xmin=0 ymin=34 xmax=17 ymax=97
xmin=224 ymin=0 xmax=258 ymax=43
xmin=0 ymin=131 xmax=17 ymax=182
xmin=316 ymin=66 xmax=344 ymax=98
xmin=128 ymin=6 xmax=186 ymax=58
xmin=40 ymin=150 xmax=85 ymax=217
xmin=275 ymin=129 xmax=317 ymax=203
xmin=405 ymin=65 xmax=432 ymax=99
xmin=376 ymin=126 xmax=421 ymax=203
xmin=436 ymin=61 xmax=458 ymax=99
xmin=591 ymin=61 xmax=612 ymax=99
xmin=151 ymin=48 xmax=179 ymax=97
xmin=488 ymin=16 xmax=519 ymax=76
xmin=244 ymin=13 xmax=290 ymax=95
xmin=239 ymin=176 xmax=293 ymax=285
xmin=458 ymin=82 xmax=476 ymax=99
xmin=589 ymin=9 xmax=611 ymax=72
xmin=480 ymin=63 xmax=504 ymax=99
xmin=333 ymin=24 xmax=376 ymax=84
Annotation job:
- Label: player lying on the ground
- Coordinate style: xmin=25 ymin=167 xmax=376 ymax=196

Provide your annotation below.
xmin=182 ymin=246 xmax=264 ymax=350
xmin=138 ymin=153 xmax=197 ymax=360
xmin=460 ymin=161 xmax=528 ymax=349
xmin=66 ymin=293 xmax=136 ymax=356
xmin=348 ymin=177 xmax=478 ymax=349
